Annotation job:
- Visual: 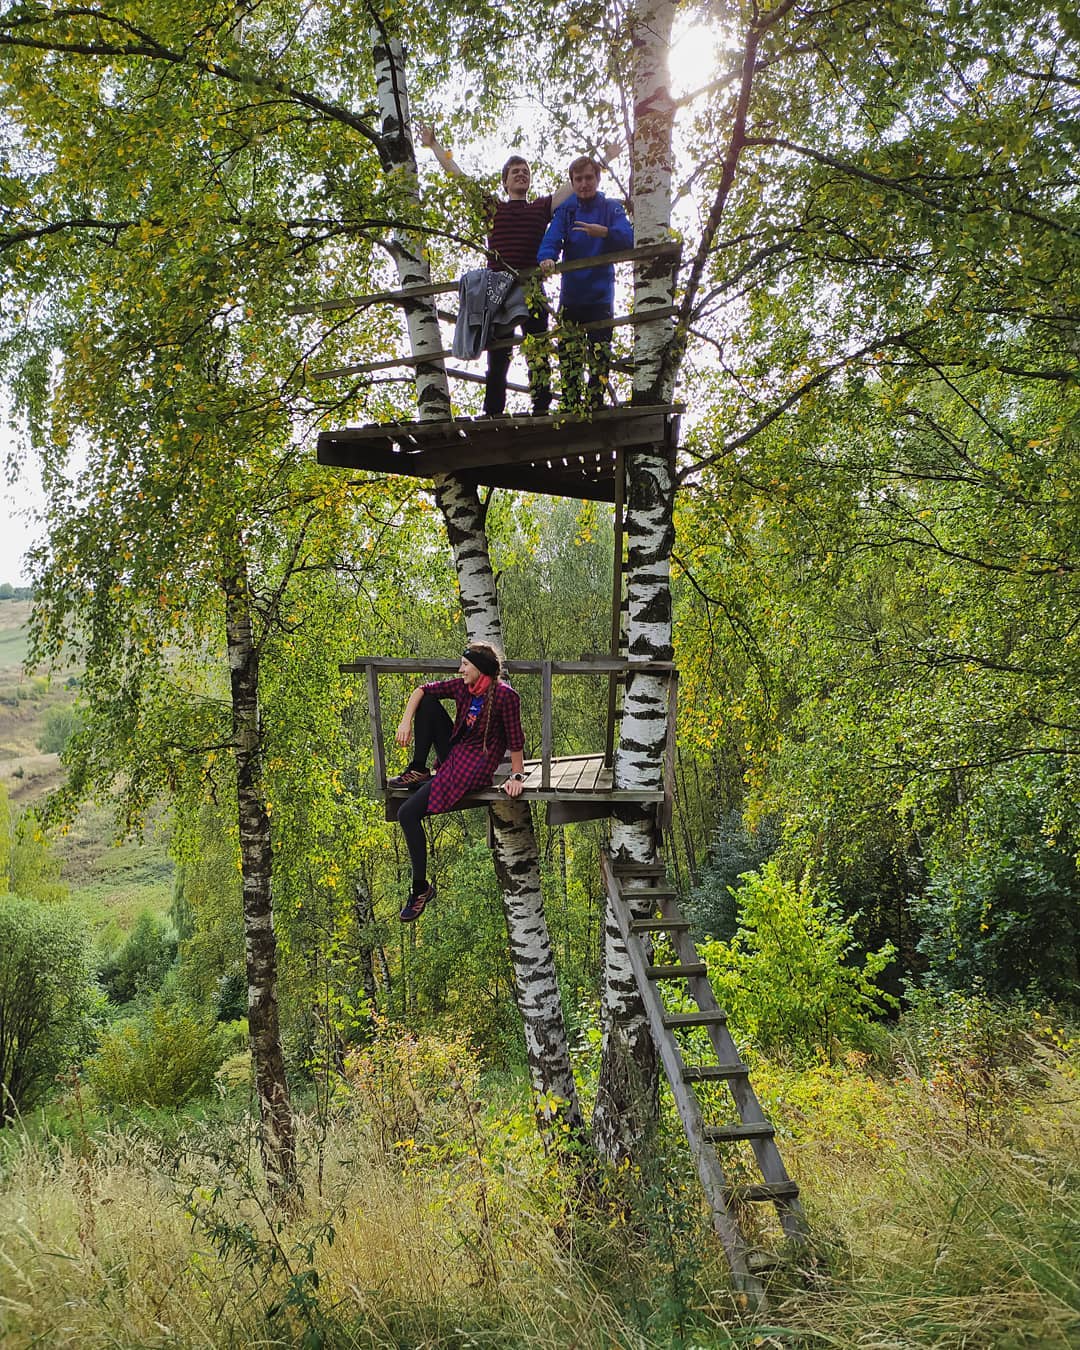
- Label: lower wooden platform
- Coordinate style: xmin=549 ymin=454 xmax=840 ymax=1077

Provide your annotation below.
xmin=384 ymin=752 xmax=665 ymax=826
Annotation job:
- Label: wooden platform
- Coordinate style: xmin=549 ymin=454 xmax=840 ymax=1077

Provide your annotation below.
xmin=318 ymin=405 xmax=682 ymax=501
xmin=345 ymin=657 xmax=676 ymax=827
xmin=385 ymin=752 xmax=664 ymax=826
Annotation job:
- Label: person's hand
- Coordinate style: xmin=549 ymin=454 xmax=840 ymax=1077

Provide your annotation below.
xmin=572 ymin=221 xmax=609 ymax=238
xmin=503 ymin=775 xmax=524 ymax=798
xmin=539 ymin=258 xmax=556 ymax=275
xmin=603 ymin=137 xmax=623 ymax=164
xmin=417 ymin=123 xmax=436 ymax=148
xmin=395 ymin=719 xmax=413 ymax=747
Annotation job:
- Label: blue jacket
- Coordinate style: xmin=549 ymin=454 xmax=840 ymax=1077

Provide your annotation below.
xmin=537 ymin=191 xmax=634 ymax=310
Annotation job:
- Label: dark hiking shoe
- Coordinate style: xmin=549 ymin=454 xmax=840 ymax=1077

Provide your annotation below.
xmin=400 ymin=881 xmax=436 ymax=923
xmin=388 ymin=767 xmax=430 ymax=789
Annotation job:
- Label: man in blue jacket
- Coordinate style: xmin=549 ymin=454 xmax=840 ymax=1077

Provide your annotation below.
xmin=538 ymin=156 xmax=633 ymax=410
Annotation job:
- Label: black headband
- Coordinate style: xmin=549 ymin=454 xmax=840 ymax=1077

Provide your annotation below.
xmin=462 ymin=647 xmax=499 ymax=677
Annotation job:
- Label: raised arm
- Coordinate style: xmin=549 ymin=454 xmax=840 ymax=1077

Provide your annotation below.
xmin=551 ymin=138 xmax=624 ymax=209
xmin=417 ymin=124 xmax=466 ymax=179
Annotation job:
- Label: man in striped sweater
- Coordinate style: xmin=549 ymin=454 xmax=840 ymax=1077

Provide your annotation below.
xmin=419 ymin=127 xmax=619 ymax=417
xmin=419 ymin=125 xmax=567 ymax=416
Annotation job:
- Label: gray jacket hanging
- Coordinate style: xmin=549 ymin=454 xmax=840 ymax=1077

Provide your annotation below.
xmin=452 ymin=268 xmax=530 ymax=360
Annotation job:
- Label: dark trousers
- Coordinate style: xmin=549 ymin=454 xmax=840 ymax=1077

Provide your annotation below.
xmin=559 ymin=303 xmax=613 ymax=410
xmin=399 ymin=692 xmax=454 ymax=891
xmin=483 ymin=298 xmax=552 ymax=416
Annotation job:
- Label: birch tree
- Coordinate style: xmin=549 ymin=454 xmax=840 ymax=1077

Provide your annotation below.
xmin=367 ymin=28 xmax=583 ymax=1140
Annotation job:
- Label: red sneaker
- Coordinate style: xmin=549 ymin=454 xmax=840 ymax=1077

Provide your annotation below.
xmin=400 ymin=881 xmax=436 ymax=922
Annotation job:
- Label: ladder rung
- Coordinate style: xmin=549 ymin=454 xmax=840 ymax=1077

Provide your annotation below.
xmin=646 ymin=963 xmax=707 ymax=980
xmin=625 ymin=887 xmax=676 ymax=900
xmin=612 ymin=861 xmax=666 ymax=875
xmin=631 ymin=918 xmax=690 ymax=933
xmin=724 ymin=1182 xmax=800 ymax=1204
xmin=662 ymin=1011 xmax=728 ymax=1028
xmin=705 ymin=1122 xmax=775 ymax=1142
xmin=682 ymin=1063 xmax=750 ymax=1082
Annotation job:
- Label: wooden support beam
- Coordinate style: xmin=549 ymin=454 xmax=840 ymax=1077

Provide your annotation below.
xmin=541 ymin=660 xmax=553 ymax=791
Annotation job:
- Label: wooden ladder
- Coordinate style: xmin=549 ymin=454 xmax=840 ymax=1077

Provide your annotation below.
xmin=601 ymin=850 xmax=807 ymax=1306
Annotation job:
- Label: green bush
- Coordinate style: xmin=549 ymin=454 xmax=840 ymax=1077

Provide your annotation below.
xmin=36 ymin=704 xmax=81 ymax=755
xmin=700 ymin=861 xmax=896 ymax=1061
xmin=913 ymin=767 xmax=1080 ymax=1006
xmin=0 ymin=896 xmax=101 ymax=1120
xmin=86 ymin=998 xmax=227 ymax=1108
xmin=98 ymin=911 xmax=178 ymax=1004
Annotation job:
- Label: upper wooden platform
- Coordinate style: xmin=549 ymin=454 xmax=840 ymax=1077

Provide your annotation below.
xmin=318 ymin=405 xmax=682 ymax=501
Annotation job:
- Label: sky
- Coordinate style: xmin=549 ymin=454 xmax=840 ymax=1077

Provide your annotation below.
xmin=0 ymin=426 xmax=42 ymax=587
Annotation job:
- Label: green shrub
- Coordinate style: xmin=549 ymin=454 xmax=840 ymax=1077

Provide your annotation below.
xmin=86 ymin=998 xmax=227 ymax=1108
xmin=36 ymin=704 xmax=81 ymax=755
xmin=700 ymin=861 xmax=896 ymax=1061
xmin=98 ymin=910 xmax=178 ymax=1004
xmin=0 ymin=896 xmax=101 ymax=1119
xmin=913 ymin=767 xmax=1080 ymax=1006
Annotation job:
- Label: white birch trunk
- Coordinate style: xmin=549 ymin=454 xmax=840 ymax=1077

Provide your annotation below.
xmin=593 ymin=0 xmax=679 ymax=1163
xmin=370 ymin=31 xmax=583 ymax=1142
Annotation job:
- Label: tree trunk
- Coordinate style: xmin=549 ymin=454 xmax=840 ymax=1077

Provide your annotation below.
xmin=221 ymin=545 xmax=299 ymax=1200
xmin=352 ymin=878 xmax=378 ymax=1011
xmin=593 ymin=0 xmax=679 ymax=1164
xmin=370 ymin=30 xmax=584 ymax=1144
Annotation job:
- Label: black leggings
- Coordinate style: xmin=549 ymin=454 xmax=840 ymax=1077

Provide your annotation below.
xmin=399 ymin=693 xmax=454 ymax=891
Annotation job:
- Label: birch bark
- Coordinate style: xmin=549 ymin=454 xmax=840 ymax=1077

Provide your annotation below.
xmin=222 ymin=541 xmax=299 ymax=1198
xmin=593 ymin=0 xmax=680 ymax=1163
xmin=369 ymin=30 xmax=583 ymax=1141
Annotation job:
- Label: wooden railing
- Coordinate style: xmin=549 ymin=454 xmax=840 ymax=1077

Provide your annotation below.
xmin=289 ymin=241 xmax=683 ymax=385
xmin=342 ymin=656 xmax=677 ymax=806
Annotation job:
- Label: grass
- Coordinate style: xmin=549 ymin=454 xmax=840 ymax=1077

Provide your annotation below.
xmin=1 ymin=1024 xmax=1077 ymax=1349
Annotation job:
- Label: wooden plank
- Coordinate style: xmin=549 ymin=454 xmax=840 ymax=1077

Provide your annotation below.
xmin=550 ymin=756 xmax=590 ymax=790
xmin=320 ymin=402 xmax=684 ymax=445
xmin=646 ymin=962 xmax=708 ymax=979
xmin=366 ymin=664 xmax=386 ymax=789
xmin=342 ymin=657 xmax=675 ymax=675
xmin=288 ymin=243 xmax=682 ymax=315
xmin=663 ymin=1010 xmax=728 ymax=1028
xmin=578 ymin=757 xmax=605 ymax=791
xmin=661 ymin=669 xmax=678 ymax=832
xmin=541 ymin=661 xmax=552 ymax=792
xmin=317 ymin=410 xmax=680 ymax=475
xmin=446 ymin=367 xmax=530 ymax=393
xmin=706 ymin=1123 xmax=775 ymax=1143
xmin=682 ymin=1064 xmax=751 ymax=1082
xmin=450 ymin=463 xmax=616 ymax=504
xmin=724 ymin=1183 xmax=800 ymax=1204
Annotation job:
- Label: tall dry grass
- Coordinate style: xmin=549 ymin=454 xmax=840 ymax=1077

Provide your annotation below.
xmin=1 ymin=1027 xmax=1077 ymax=1348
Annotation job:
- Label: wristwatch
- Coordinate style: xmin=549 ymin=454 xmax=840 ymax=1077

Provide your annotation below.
xmin=509 ymin=772 xmax=525 ymax=781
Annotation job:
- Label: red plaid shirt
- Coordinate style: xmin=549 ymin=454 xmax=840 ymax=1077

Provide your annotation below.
xmin=422 ymin=678 xmax=525 ymax=814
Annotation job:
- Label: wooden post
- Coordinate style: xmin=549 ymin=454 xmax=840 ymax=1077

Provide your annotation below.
xmin=365 ymin=662 xmax=386 ymax=790
xmin=606 ymin=450 xmax=626 ymax=767
xmin=541 ymin=660 xmax=553 ymax=790
xmin=661 ymin=669 xmax=678 ymax=831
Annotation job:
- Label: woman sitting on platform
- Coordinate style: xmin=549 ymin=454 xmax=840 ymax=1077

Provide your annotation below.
xmin=390 ymin=643 xmax=526 ymax=922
